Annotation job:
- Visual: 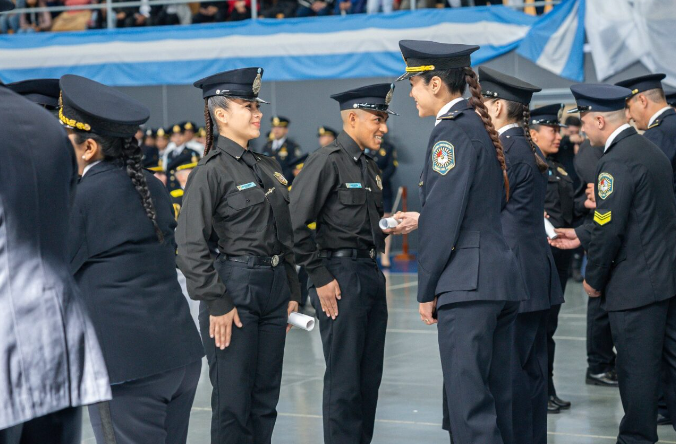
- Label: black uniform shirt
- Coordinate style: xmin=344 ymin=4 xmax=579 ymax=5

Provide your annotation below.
xmin=263 ymin=137 xmax=303 ymax=185
xmin=176 ymin=136 xmax=301 ymax=317
xmin=544 ymin=157 xmax=575 ymax=228
xmin=289 ymin=132 xmax=385 ymax=288
xmin=365 ymin=141 xmax=398 ymax=187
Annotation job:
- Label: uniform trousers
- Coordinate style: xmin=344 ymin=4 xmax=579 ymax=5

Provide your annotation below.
xmin=0 ymin=407 xmax=81 ymax=444
xmin=438 ymin=300 xmax=519 ymax=444
xmin=310 ymin=257 xmax=387 ymax=444
xmin=608 ymin=296 xmax=676 ymax=444
xmin=200 ymin=259 xmax=290 ymax=444
xmin=89 ymin=360 xmax=201 ymax=444
xmin=587 ymin=294 xmax=616 ymax=374
xmin=512 ymin=310 xmax=549 ymax=444
xmin=548 ymin=247 xmax=572 ymax=396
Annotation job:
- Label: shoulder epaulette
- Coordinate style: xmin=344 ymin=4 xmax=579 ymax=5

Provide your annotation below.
xmin=647 ymin=119 xmax=661 ymax=129
xmin=170 ymin=188 xmax=184 ymax=198
xmin=202 ymin=148 xmax=221 ymax=163
xmin=324 ymin=141 xmax=342 ymax=154
xmin=438 ymin=109 xmax=463 ymax=121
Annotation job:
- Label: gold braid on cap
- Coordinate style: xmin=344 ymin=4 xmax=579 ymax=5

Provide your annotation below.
xmin=59 ymin=93 xmax=91 ymax=131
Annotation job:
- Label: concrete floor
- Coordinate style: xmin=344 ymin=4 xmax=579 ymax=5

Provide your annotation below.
xmin=80 ymin=271 xmax=676 ymax=443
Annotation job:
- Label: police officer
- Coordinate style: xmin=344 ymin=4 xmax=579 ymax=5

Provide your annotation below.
xmin=480 ymin=67 xmax=564 ymax=444
xmin=141 ymin=128 xmax=160 ymax=168
xmin=5 ymin=78 xmax=60 ymax=115
xmin=262 ymin=116 xmax=303 ymax=184
xmin=176 ymin=68 xmax=301 ymax=444
xmin=289 ymin=83 xmax=393 ymax=444
xmin=182 ymin=120 xmax=205 ymax=152
xmin=667 ymin=92 xmax=676 ymax=109
xmin=317 ymin=125 xmax=337 ymax=149
xmin=166 ymin=149 xmax=200 ymax=193
xmin=155 ymin=126 xmax=170 ymax=159
xmin=617 ymin=74 xmax=676 ymax=196
xmin=62 ymin=74 xmax=204 ymax=443
xmin=162 ymin=123 xmax=202 ymax=170
xmin=391 ymin=40 xmax=526 ymax=444
xmin=365 ymin=137 xmax=398 ymax=267
xmin=165 ymin=156 xmax=197 ymax=219
xmin=573 ymin=136 xmax=619 ymax=389
xmin=529 ymin=104 xmax=580 ymax=412
xmin=551 ymin=83 xmax=676 ymax=444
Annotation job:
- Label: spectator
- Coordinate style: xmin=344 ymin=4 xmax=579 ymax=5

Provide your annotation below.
xmin=152 ymin=3 xmax=192 ymax=25
xmin=338 ymin=0 xmax=364 ymax=14
xmin=113 ymin=0 xmax=151 ymax=28
xmin=18 ymin=0 xmax=51 ymax=32
xmin=192 ymin=1 xmax=226 ymax=23
xmin=51 ymin=0 xmax=92 ymax=31
xmin=365 ymin=0 xmax=388 ymax=13
xmin=0 ymin=0 xmax=20 ymax=33
xmin=260 ymin=0 xmax=296 ymax=19
xmin=226 ymin=0 xmax=252 ymax=21
xmin=296 ymin=0 xmax=332 ymax=17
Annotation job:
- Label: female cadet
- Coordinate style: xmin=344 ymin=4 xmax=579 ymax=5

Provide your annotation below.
xmin=479 ymin=67 xmax=564 ymax=444
xmin=529 ymin=104 xmax=575 ymax=413
xmin=62 ymin=74 xmax=204 ymax=443
xmin=175 ymin=68 xmax=301 ymax=444
xmin=395 ymin=40 xmax=526 ymax=444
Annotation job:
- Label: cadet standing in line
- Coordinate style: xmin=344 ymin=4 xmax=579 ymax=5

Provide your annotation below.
xmin=5 ymin=78 xmax=60 ymax=115
xmin=141 ymin=127 xmax=160 ymax=168
xmin=552 ymin=83 xmax=676 ymax=444
xmin=317 ymin=125 xmax=337 ymax=150
xmin=390 ymin=41 xmax=526 ymax=444
xmin=289 ymin=83 xmax=392 ymax=444
xmin=365 ymin=137 xmax=398 ymax=267
xmin=176 ymin=68 xmax=301 ymax=444
xmin=667 ymin=92 xmax=676 ymax=109
xmin=618 ymin=74 xmax=676 ymax=196
xmin=0 ymin=77 xmax=110 ymax=444
xmin=162 ymin=123 xmax=202 ymax=169
xmin=62 ymin=75 xmax=204 ymax=444
xmin=262 ymin=116 xmax=303 ymax=184
xmin=479 ymin=67 xmax=564 ymax=444
xmin=618 ymin=73 xmax=676 ymax=426
xmin=529 ymin=104 xmax=578 ymax=412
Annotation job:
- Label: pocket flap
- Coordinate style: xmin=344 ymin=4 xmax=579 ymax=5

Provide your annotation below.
xmin=338 ymin=188 xmax=367 ymax=205
xmin=227 ymin=189 xmax=265 ymax=211
xmin=455 ymin=231 xmax=480 ymax=249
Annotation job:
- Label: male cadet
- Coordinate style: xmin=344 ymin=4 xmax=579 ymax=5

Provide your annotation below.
xmin=617 ymin=74 xmax=676 ymax=196
xmin=6 ymin=78 xmax=60 ymax=116
xmin=552 ymin=83 xmax=676 ymax=444
xmin=167 ymin=155 xmax=198 ymax=219
xmin=181 ymin=120 xmax=205 ymax=152
xmin=290 ymin=83 xmax=394 ymax=444
xmin=155 ymin=127 xmax=170 ymax=159
xmin=667 ymin=92 xmax=676 ymax=110
xmin=162 ymin=123 xmax=201 ymax=170
xmin=141 ymin=128 xmax=160 ymax=168
xmin=262 ymin=116 xmax=303 ymax=184
xmin=317 ymin=125 xmax=337 ymax=149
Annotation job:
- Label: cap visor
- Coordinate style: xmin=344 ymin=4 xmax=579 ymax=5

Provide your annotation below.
xmin=386 ymin=109 xmax=399 ymax=116
xmin=567 ymin=108 xmax=580 ymax=114
xmin=396 ymin=72 xmax=414 ymax=82
xmin=256 ymin=97 xmax=270 ymax=104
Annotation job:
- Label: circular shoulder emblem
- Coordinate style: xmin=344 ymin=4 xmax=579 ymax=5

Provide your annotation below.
xmin=598 ymin=172 xmax=614 ymax=200
xmin=274 ymin=172 xmax=289 ymax=186
xmin=432 ymin=141 xmax=455 ymax=175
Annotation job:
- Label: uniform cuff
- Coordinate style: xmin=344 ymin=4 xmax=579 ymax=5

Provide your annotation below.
xmin=308 ymin=266 xmax=334 ymax=288
xmin=207 ymin=295 xmax=235 ymax=316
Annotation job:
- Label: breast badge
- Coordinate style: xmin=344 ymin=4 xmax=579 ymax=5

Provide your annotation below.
xmin=274 ymin=172 xmax=288 ymax=186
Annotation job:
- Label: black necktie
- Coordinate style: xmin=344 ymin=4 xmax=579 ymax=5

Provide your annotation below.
xmin=360 ymin=155 xmax=385 ymax=253
xmin=241 ymin=150 xmax=294 ymax=249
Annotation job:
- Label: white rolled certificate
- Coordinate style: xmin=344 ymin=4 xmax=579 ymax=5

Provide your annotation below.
xmin=544 ymin=217 xmax=558 ymax=239
xmin=379 ymin=217 xmax=400 ymax=231
xmin=288 ymin=312 xmax=315 ymax=331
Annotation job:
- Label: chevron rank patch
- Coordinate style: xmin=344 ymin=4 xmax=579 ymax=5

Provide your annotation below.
xmin=594 ymin=210 xmax=612 ymax=226
xmin=598 ymin=172 xmax=614 ymax=200
xmin=432 ymin=141 xmax=455 ymax=175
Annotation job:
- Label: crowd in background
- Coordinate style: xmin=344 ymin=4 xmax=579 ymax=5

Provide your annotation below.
xmin=0 ymin=0 xmax=550 ymax=34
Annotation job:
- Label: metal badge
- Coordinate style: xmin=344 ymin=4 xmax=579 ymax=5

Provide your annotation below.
xmin=274 ymin=172 xmax=288 ymax=185
xmin=253 ymin=68 xmax=262 ymax=95
xmin=271 ymin=255 xmax=280 ymax=267
xmin=376 ymin=175 xmax=383 ymax=190
xmin=386 ymin=84 xmax=394 ymax=105
xmin=369 ymin=249 xmax=376 ymax=259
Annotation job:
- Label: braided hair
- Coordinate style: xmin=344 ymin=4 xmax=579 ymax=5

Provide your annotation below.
xmin=74 ymin=131 xmax=164 ymax=243
xmin=203 ymin=95 xmax=231 ymax=156
xmin=421 ymin=67 xmax=510 ymax=200
xmin=504 ymin=100 xmax=548 ymax=173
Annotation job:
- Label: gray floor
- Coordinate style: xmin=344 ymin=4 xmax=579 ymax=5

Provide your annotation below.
xmin=80 ymin=273 xmax=676 ymax=443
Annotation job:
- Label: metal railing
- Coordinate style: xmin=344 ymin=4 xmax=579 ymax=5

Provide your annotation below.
xmin=0 ymin=0 xmax=560 ymax=29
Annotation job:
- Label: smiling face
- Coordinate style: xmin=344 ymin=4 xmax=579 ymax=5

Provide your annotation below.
xmin=354 ymin=109 xmax=389 ymax=150
xmin=530 ymin=124 xmax=562 ymax=157
xmin=215 ymin=98 xmax=262 ymax=145
xmin=409 ymin=75 xmax=438 ymax=118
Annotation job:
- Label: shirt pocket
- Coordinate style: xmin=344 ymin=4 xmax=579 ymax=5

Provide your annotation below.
xmin=335 ymin=188 xmax=368 ymax=232
xmin=442 ymin=230 xmax=480 ymax=291
xmin=220 ymin=188 xmax=268 ymax=233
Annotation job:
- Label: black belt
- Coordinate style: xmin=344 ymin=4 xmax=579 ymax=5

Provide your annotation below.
xmin=222 ymin=253 xmax=284 ymax=267
xmin=319 ymin=248 xmax=376 ymax=259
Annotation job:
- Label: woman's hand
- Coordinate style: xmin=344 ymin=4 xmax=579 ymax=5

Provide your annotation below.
xmin=419 ymin=299 xmax=437 ymax=325
xmin=286 ymin=301 xmax=299 ymax=333
xmin=210 ymin=307 xmax=243 ymax=350
xmin=384 ymin=211 xmax=420 ymax=235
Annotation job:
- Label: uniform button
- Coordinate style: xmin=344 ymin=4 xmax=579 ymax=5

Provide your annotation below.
xmin=246 ymin=199 xmax=250 ymax=203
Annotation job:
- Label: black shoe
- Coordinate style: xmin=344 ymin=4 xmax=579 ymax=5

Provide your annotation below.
xmin=658 ymin=413 xmax=672 ymax=426
xmin=547 ymin=399 xmax=561 ymax=414
xmin=549 ymin=395 xmax=571 ymax=410
xmin=586 ymin=370 xmax=619 ymax=387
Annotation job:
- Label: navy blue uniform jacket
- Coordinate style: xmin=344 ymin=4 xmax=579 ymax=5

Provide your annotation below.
xmin=643 ymin=108 xmax=676 ymax=195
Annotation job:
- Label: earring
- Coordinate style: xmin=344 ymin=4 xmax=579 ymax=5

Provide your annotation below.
xmin=82 ymin=155 xmax=86 ymax=159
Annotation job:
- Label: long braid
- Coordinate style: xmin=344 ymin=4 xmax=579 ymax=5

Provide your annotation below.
xmin=121 ymin=136 xmax=164 ymax=243
xmin=523 ymin=108 xmax=548 ymax=173
xmin=204 ymin=98 xmax=214 ymax=156
xmin=464 ymin=67 xmax=510 ymax=201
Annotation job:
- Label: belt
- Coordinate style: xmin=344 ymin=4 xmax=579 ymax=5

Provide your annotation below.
xmin=222 ymin=253 xmax=284 ymax=267
xmin=319 ymin=248 xmax=376 ymax=260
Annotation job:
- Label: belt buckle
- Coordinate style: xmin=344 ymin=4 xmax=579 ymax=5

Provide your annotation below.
xmin=369 ymin=249 xmax=375 ymax=259
xmin=271 ymin=255 xmax=280 ymax=267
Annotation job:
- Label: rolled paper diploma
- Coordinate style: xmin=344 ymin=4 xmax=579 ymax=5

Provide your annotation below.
xmin=288 ymin=312 xmax=315 ymax=331
xmin=379 ymin=217 xmax=400 ymax=231
xmin=544 ymin=217 xmax=558 ymax=239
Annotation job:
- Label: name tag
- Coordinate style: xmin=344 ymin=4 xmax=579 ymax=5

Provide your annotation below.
xmin=345 ymin=183 xmax=363 ymax=189
xmin=237 ymin=182 xmax=256 ymax=191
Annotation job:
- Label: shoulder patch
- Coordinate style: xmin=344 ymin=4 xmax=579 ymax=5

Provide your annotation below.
xmin=170 ymin=188 xmax=184 ymax=198
xmin=598 ymin=172 xmax=614 ymax=200
xmin=431 ymin=141 xmax=455 ymax=175
xmin=593 ymin=210 xmax=612 ymax=226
